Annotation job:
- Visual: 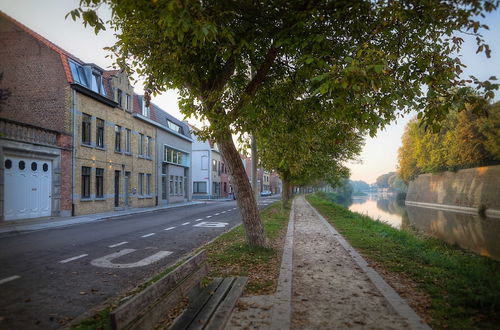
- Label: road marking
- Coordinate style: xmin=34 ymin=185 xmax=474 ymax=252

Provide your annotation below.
xmin=227 ymin=209 xmax=232 ymax=212
xmin=221 ymin=211 xmax=226 ymax=214
xmin=194 ymin=221 xmax=229 ymax=228
xmin=233 ymin=208 xmax=237 ymax=210
xmin=206 ymin=215 xmax=212 ymax=218
xmin=59 ymin=254 xmax=88 ymax=264
xmin=164 ymin=227 xmax=175 ymax=231
xmin=0 ymin=275 xmax=20 ymax=285
xmin=195 ymin=218 xmax=203 ymax=222
xmin=181 ymin=222 xmax=190 ymax=226
xmin=109 ymin=241 xmax=128 ymax=248
xmin=141 ymin=233 xmax=155 ymax=238
xmin=215 ymin=213 xmax=220 ymax=215
xmin=90 ymin=249 xmax=173 ymax=268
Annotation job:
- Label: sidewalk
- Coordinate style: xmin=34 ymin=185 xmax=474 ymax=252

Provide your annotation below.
xmin=0 ymin=201 xmax=205 ymax=236
xmin=227 ymin=195 xmax=430 ymax=329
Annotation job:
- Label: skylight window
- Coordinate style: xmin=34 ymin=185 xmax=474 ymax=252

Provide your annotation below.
xmin=167 ymin=120 xmax=183 ymax=134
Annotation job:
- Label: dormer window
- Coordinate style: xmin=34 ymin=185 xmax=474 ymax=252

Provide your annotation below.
xmin=91 ymin=72 xmax=104 ymax=95
xmin=69 ymin=61 xmax=88 ymax=86
xmin=167 ymin=120 xmax=183 ymax=134
xmin=142 ymin=99 xmax=150 ymax=117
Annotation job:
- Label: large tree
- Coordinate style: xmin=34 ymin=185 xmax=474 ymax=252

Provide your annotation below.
xmin=73 ymin=0 xmax=498 ymax=248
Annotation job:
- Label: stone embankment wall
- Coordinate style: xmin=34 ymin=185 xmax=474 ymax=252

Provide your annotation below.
xmin=406 ymin=165 xmax=500 ymax=213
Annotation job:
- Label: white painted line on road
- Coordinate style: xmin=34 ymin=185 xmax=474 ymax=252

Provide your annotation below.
xmin=221 ymin=211 xmax=226 ymax=214
xmin=206 ymin=215 xmax=212 ymax=218
xmin=91 ymin=249 xmax=173 ymax=268
xmin=59 ymin=254 xmax=88 ymax=264
xmin=164 ymin=227 xmax=175 ymax=231
xmin=195 ymin=218 xmax=203 ymax=222
xmin=181 ymin=222 xmax=190 ymax=226
xmin=141 ymin=233 xmax=155 ymax=238
xmin=233 ymin=208 xmax=237 ymax=210
xmin=0 ymin=275 xmax=20 ymax=285
xmin=109 ymin=241 xmax=128 ymax=248
xmin=215 ymin=213 xmax=220 ymax=215
xmin=227 ymin=209 xmax=232 ymax=212
xmin=194 ymin=221 xmax=229 ymax=228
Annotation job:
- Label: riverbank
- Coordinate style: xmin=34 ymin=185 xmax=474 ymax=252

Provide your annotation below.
xmin=307 ymin=192 xmax=500 ymax=329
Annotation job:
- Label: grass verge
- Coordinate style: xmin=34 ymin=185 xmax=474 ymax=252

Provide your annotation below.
xmin=307 ymin=192 xmax=500 ymax=330
xmin=204 ymin=201 xmax=290 ymax=295
xmin=71 ymin=201 xmax=290 ymax=329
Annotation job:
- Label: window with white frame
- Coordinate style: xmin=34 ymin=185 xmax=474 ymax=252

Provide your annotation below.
xmin=164 ymin=146 xmax=188 ymax=166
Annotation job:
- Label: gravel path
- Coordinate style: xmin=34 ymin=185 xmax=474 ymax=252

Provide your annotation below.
xmin=291 ymin=196 xmax=410 ymax=329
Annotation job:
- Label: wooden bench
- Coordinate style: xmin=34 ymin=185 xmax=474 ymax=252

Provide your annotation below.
xmin=110 ymin=250 xmax=247 ymax=330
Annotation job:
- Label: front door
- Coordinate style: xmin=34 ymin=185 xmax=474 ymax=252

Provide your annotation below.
xmin=114 ymin=170 xmax=120 ymax=207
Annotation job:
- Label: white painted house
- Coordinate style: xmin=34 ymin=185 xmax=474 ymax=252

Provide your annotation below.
xmin=190 ymin=128 xmax=224 ymax=199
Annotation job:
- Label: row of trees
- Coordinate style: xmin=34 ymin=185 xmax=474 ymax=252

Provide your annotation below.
xmin=74 ymin=0 xmax=498 ymax=248
xmin=398 ymin=101 xmax=500 ymax=182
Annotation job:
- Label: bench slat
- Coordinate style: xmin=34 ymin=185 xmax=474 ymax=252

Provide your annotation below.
xmin=205 ymin=277 xmax=248 ymax=330
xmin=170 ymin=278 xmax=224 ymax=330
xmin=127 ymin=264 xmax=208 ymax=330
xmin=188 ymin=278 xmax=235 ymax=330
xmin=111 ymin=250 xmax=206 ymax=330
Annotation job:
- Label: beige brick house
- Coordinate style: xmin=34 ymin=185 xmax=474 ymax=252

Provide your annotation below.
xmin=72 ymin=68 xmax=156 ymax=215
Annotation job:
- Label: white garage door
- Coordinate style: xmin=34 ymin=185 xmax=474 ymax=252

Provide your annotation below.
xmin=4 ymin=157 xmax=52 ymax=220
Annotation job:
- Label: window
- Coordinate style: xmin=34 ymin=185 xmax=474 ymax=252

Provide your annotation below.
xmin=224 ymin=182 xmax=227 ymax=193
xmin=82 ymin=166 xmax=91 ymax=199
xmin=82 ymin=113 xmax=91 ymax=144
xmin=126 ymin=94 xmax=131 ymax=110
xmin=201 ymin=156 xmax=208 ymax=170
xmin=138 ymin=173 xmax=144 ymax=195
xmin=177 ymin=152 xmax=183 ymax=165
xmin=31 ymin=162 xmax=37 ymax=171
xmin=96 ymin=168 xmax=104 ymax=198
xmin=173 ymin=151 xmax=178 ymax=164
xmin=146 ymin=174 xmax=151 ymax=195
xmin=166 ymin=148 xmax=172 ymax=162
xmin=169 ymin=175 xmax=174 ymax=195
xmin=164 ymin=146 xmax=188 ymax=166
xmin=96 ymin=118 xmax=104 ymax=148
xmin=117 ymin=89 xmax=123 ymax=107
xmin=91 ymin=72 xmax=104 ymax=95
xmin=142 ymin=98 xmax=150 ymax=117
xmin=125 ymin=128 xmax=131 ymax=153
xmin=161 ymin=164 xmax=167 ymax=200
xmin=212 ymin=159 xmax=217 ymax=171
xmin=166 ymin=120 xmax=183 ymax=134
xmin=179 ymin=176 xmax=184 ymax=195
xmin=146 ymin=136 xmax=152 ymax=158
xmin=69 ymin=61 xmax=88 ymax=86
xmin=115 ymin=125 xmax=122 ymax=152
xmin=139 ymin=134 xmax=144 ymax=156
xmin=174 ymin=176 xmax=179 ymax=195
xmin=193 ymin=181 xmax=207 ymax=194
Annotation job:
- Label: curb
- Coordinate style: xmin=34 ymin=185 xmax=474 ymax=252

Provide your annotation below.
xmin=305 ymin=198 xmax=431 ymax=330
xmin=270 ymin=198 xmax=295 ymax=330
xmin=0 ymin=201 xmax=206 ymax=236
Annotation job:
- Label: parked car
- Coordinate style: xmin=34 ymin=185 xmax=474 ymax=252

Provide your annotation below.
xmin=260 ymin=190 xmax=272 ymax=197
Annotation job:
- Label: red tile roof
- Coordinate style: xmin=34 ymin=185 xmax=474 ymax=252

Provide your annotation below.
xmin=0 ymin=11 xmax=84 ymax=83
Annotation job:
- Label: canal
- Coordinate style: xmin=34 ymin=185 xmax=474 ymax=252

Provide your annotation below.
xmin=346 ymin=193 xmax=500 ymax=261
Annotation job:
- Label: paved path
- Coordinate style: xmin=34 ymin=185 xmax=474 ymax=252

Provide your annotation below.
xmin=227 ymin=196 xmax=429 ymax=329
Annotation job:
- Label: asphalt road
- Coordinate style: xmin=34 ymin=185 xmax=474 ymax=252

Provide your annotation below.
xmin=0 ymin=196 xmax=280 ymax=330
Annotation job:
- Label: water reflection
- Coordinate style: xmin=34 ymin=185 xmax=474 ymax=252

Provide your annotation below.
xmin=348 ymin=194 xmax=405 ymax=229
xmin=346 ymin=193 xmax=500 ymax=261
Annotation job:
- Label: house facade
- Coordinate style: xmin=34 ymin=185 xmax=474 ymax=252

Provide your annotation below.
xmin=135 ymin=97 xmax=192 ymax=205
xmin=71 ymin=67 xmax=156 ymax=216
xmin=191 ymin=130 xmax=228 ymax=199
xmin=0 ymin=12 xmax=73 ymax=221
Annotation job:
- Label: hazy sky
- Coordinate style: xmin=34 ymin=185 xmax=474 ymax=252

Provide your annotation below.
xmin=1 ymin=1 xmax=499 ymax=184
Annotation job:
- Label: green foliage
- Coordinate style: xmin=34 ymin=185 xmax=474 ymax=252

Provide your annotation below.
xmin=398 ymin=100 xmax=500 ymax=182
xmin=308 ymin=193 xmax=500 ymax=329
xmin=375 ymin=171 xmax=396 ymax=188
xmin=350 ymin=180 xmax=370 ymax=192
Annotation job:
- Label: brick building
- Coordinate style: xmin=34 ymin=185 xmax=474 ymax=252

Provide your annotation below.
xmin=0 ymin=11 xmax=160 ymax=220
xmin=0 ymin=12 xmax=73 ymax=220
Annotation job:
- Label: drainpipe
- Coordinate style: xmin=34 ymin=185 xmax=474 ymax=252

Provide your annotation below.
xmin=71 ymin=88 xmax=77 ymax=216
xmin=208 ymin=148 xmax=212 ymax=199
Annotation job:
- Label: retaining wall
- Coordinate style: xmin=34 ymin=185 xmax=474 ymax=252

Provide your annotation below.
xmin=406 ymin=165 xmax=500 ymax=212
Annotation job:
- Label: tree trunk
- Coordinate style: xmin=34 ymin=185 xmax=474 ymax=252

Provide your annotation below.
xmin=282 ymin=179 xmax=290 ymax=208
xmin=216 ymin=129 xmax=267 ymax=248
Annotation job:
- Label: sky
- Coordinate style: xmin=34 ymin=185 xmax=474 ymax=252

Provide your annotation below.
xmin=1 ymin=0 xmax=499 ymax=184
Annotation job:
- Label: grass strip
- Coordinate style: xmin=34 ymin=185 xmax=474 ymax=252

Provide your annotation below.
xmin=71 ymin=201 xmax=289 ymax=329
xmin=307 ymin=192 xmax=500 ymax=330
